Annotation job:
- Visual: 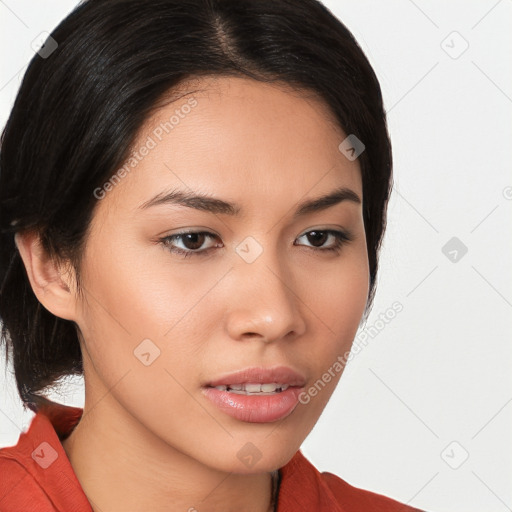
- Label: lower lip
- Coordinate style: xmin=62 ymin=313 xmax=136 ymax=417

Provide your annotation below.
xmin=202 ymin=386 xmax=304 ymax=423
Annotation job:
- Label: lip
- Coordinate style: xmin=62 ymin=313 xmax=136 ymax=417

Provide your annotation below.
xmin=205 ymin=366 xmax=306 ymax=388
xmin=202 ymin=366 xmax=306 ymax=423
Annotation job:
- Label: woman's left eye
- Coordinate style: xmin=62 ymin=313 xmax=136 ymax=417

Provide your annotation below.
xmin=295 ymin=229 xmax=353 ymax=253
xmin=159 ymin=229 xmax=352 ymax=258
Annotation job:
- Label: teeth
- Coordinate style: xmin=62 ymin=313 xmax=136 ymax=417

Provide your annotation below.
xmin=213 ymin=383 xmax=290 ymax=394
xmin=245 ymin=383 xmax=262 ymax=393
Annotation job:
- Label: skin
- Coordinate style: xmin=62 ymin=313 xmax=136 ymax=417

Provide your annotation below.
xmin=16 ymin=75 xmax=369 ymax=512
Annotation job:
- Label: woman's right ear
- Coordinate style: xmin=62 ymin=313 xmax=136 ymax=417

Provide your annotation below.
xmin=14 ymin=231 xmax=79 ymax=321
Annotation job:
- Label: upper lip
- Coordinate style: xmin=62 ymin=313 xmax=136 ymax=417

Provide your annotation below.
xmin=206 ymin=366 xmax=306 ymax=387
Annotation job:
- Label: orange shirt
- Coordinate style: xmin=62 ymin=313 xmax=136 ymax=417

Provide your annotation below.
xmin=0 ymin=401 xmax=423 ymax=511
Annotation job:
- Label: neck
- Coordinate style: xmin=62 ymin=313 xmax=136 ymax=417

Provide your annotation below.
xmin=61 ymin=388 xmax=277 ymax=512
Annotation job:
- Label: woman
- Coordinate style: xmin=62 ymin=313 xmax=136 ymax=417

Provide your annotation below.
xmin=0 ymin=0 xmax=425 ymax=510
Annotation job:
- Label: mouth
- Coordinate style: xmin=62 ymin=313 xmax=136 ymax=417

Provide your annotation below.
xmin=205 ymin=365 xmax=306 ymax=389
xmin=202 ymin=366 xmax=306 ymax=423
xmin=209 ymin=382 xmax=292 ymax=395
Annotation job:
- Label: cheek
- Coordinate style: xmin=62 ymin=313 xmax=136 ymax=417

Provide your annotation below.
xmin=304 ymin=245 xmax=369 ymax=343
xmin=78 ymin=234 xmax=184 ymax=338
xmin=294 ymin=243 xmax=369 ymax=396
xmin=75 ymin=234 xmax=218 ymax=388
xmin=75 ymin=248 xmax=206 ymax=424
xmin=330 ymin=264 xmax=369 ymax=342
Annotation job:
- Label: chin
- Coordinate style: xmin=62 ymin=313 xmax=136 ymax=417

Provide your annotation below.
xmin=217 ymin=431 xmax=304 ymax=475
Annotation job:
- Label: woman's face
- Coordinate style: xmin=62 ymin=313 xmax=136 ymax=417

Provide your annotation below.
xmin=74 ymin=75 xmax=369 ymax=473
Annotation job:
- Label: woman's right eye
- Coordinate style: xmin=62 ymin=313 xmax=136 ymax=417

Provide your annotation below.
xmin=159 ymin=231 xmax=223 ymax=258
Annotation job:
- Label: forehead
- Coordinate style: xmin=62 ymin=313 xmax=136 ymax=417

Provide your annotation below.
xmin=96 ymin=75 xmax=362 ymax=218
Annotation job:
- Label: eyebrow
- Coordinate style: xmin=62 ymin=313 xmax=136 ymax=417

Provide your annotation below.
xmin=139 ymin=185 xmax=361 ymax=219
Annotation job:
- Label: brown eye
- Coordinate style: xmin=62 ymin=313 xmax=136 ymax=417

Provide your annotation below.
xmin=180 ymin=233 xmax=207 ymax=250
xmin=295 ymin=229 xmax=352 ymax=253
xmin=160 ymin=231 xmax=222 ymax=258
xmin=305 ymin=230 xmax=329 ymax=247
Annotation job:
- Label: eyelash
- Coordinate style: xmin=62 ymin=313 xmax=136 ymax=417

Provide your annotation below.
xmin=159 ymin=229 xmax=353 ymax=258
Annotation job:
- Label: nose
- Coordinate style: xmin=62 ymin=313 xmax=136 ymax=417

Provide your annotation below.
xmin=225 ymin=244 xmax=306 ymax=343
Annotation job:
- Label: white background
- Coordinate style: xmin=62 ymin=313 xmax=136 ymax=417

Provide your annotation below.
xmin=1 ymin=1 xmax=511 ymax=511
